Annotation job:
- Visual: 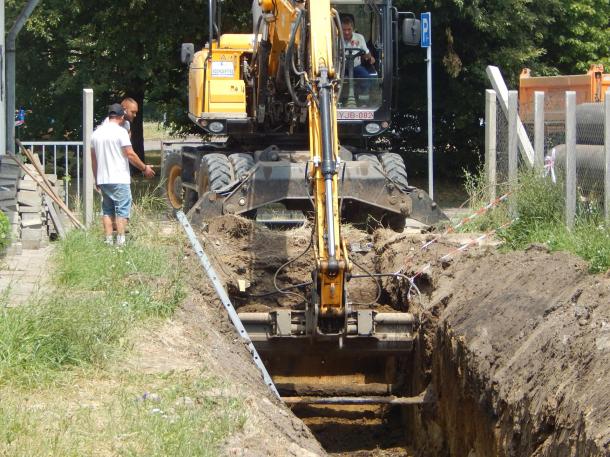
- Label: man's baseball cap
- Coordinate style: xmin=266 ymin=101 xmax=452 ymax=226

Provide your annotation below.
xmin=108 ymin=103 xmax=125 ymax=116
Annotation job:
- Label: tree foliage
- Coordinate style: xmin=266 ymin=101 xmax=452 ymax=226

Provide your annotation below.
xmin=9 ymin=0 xmax=610 ymax=172
xmin=393 ymin=0 xmax=609 ymax=175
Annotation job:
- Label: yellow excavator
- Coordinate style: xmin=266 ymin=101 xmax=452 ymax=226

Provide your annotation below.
xmin=164 ymin=0 xmax=445 ymax=398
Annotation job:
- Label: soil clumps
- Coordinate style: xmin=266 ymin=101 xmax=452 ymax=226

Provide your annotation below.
xmin=177 ymin=215 xmax=608 ymax=456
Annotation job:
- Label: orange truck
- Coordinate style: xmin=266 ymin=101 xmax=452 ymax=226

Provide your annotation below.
xmin=519 ymin=64 xmax=609 ymax=124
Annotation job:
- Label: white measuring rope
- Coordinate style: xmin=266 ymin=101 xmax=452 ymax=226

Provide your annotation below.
xmin=406 ymin=219 xmax=517 ymax=299
xmin=421 ymin=192 xmax=511 ymax=252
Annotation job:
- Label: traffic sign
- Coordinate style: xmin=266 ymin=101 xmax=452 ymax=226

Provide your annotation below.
xmin=421 ymin=12 xmax=431 ymax=48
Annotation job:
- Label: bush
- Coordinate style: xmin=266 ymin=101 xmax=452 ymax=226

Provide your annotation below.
xmin=0 ymin=211 xmax=9 ymax=252
xmin=463 ymin=168 xmax=610 ymax=273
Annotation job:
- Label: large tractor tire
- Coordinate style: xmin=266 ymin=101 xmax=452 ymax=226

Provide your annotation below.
xmin=198 ymin=154 xmax=232 ymax=194
xmin=228 ymin=153 xmax=255 ymax=180
xmin=162 ymin=152 xmax=183 ymax=210
xmin=379 ymin=153 xmax=408 ymax=232
xmin=379 ymin=152 xmax=409 ymax=191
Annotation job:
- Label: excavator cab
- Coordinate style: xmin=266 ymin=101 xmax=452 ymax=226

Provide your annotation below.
xmin=334 ymin=0 xmax=400 ymax=142
xmin=336 ymin=6 xmax=382 ymax=110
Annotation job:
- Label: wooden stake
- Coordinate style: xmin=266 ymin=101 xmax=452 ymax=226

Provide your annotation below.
xmin=7 ymin=154 xmax=84 ymax=229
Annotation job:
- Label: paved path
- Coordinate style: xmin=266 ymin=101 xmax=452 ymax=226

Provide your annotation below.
xmin=0 ymin=245 xmax=54 ymax=306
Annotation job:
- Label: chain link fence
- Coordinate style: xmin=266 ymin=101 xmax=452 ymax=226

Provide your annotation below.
xmin=490 ymin=85 xmax=609 ymax=226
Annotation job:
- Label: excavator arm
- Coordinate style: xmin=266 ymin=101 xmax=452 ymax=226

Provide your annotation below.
xmin=258 ymin=0 xmax=350 ymax=326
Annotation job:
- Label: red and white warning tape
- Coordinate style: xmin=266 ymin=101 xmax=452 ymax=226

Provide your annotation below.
xmin=405 ymin=219 xmax=517 ymax=298
xmin=420 ymin=191 xmax=511 ymax=251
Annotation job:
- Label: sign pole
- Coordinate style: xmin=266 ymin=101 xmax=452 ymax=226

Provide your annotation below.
xmin=421 ymin=12 xmax=433 ymax=199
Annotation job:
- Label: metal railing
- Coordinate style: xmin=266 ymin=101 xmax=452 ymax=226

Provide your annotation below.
xmin=19 ymin=141 xmax=83 ymax=207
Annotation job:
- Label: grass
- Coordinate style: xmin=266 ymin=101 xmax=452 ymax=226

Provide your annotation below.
xmin=0 ymin=211 xmax=9 ymax=253
xmin=0 ymin=372 xmax=245 ymax=457
xmin=462 ymin=167 xmax=610 ymax=273
xmin=0 ymin=195 xmax=184 ymax=386
xmin=143 ymin=121 xmax=171 ymax=141
xmin=0 ymin=194 xmax=247 ymax=455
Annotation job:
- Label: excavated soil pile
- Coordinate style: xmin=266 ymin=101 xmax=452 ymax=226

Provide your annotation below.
xmin=377 ymin=237 xmax=610 ymax=457
xmin=191 ymin=215 xmax=609 ymax=456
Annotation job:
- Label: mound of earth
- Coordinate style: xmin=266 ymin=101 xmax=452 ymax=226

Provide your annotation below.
xmin=377 ymin=235 xmax=609 ymax=456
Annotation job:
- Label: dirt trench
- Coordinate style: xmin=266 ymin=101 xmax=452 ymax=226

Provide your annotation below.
xmin=191 ymin=216 xmax=609 ymax=456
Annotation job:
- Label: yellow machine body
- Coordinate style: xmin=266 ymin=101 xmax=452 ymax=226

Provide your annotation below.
xmin=188 ymin=35 xmax=255 ymax=118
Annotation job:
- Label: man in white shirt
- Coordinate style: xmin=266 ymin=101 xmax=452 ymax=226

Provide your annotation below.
xmin=102 ymin=97 xmax=138 ymax=137
xmin=341 ymin=15 xmax=376 ymax=79
xmin=91 ymin=104 xmax=155 ymax=246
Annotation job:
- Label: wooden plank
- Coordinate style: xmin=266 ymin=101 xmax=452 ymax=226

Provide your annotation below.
xmin=43 ymin=194 xmax=66 ymax=239
xmin=486 ymin=65 xmax=535 ymax=166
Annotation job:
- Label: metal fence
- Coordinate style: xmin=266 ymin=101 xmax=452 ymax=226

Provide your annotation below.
xmin=20 ymin=141 xmax=84 ymax=207
xmin=485 ymin=67 xmax=610 ymax=226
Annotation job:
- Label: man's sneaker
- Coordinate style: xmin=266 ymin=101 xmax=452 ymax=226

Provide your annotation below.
xmin=105 ymin=236 xmax=114 ymax=246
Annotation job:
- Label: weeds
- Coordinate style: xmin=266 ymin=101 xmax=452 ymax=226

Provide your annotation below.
xmin=0 ymin=372 xmax=245 ymax=457
xmin=0 ymin=210 xmax=9 ymax=252
xmin=0 ymin=196 xmax=249 ymax=455
xmin=463 ymin=168 xmax=610 ymax=273
xmin=0 ymin=200 xmax=184 ymax=386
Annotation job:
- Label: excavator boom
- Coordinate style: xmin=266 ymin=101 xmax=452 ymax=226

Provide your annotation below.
xmin=168 ymin=0 xmax=447 ymax=357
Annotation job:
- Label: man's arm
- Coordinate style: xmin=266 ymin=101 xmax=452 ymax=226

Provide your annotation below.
xmin=122 ymin=146 xmax=155 ymax=178
xmin=91 ymin=148 xmax=98 ymax=187
xmin=357 ymin=33 xmax=375 ymax=64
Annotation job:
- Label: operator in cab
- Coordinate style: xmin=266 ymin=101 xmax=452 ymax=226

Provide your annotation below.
xmin=340 ymin=14 xmax=376 ymax=79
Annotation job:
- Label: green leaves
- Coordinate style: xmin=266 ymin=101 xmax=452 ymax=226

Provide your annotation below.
xmin=11 ymin=0 xmax=610 ymax=171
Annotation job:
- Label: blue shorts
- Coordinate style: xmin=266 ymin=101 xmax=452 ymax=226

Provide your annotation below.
xmin=99 ymin=184 xmax=132 ymax=219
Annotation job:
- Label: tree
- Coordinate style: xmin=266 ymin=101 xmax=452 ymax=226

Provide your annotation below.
xmin=11 ymin=0 xmax=610 ymax=176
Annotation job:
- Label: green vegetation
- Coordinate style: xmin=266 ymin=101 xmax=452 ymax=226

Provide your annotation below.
xmin=0 ymin=373 xmax=245 ymax=457
xmin=0 ymin=211 xmax=9 ymax=253
xmin=464 ymin=168 xmax=610 ymax=273
xmin=143 ymin=121 xmax=172 ymax=141
xmin=0 ymin=197 xmax=246 ymax=454
xmin=0 ymin=205 xmax=184 ymax=386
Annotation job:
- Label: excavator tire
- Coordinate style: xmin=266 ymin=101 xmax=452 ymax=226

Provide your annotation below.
xmin=199 ymin=153 xmax=232 ymax=192
xmin=228 ymin=153 xmax=258 ymax=219
xmin=228 ymin=153 xmax=256 ymax=180
xmin=379 ymin=152 xmax=409 ymax=190
xmin=162 ymin=152 xmax=183 ymax=210
xmin=379 ymin=153 xmax=408 ymax=232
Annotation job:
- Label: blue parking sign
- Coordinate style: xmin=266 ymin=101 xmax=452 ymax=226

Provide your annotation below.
xmin=421 ymin=12 xmax=431 ymax=48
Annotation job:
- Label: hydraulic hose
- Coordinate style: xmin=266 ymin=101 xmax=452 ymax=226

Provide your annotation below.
xmin=285 ymin=9 xmax=308 ymax=108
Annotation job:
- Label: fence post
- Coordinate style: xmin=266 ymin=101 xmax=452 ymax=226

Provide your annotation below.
xmin=485 ymin=65 xmax=535 ymax=167
xmin=485 ymin=89 xmax=497 ymax=203
xmin=604 ymin=89 xmax=610 ymax=224
xmin=83 ymin=88 xmax=94 ymax=227
xmin=508 ymin=90 xmax=518 ymax=218
xmin=534 ymin=91 xmax=545 ymax=169
xmin=565 ymin=91 xmax=576 ymax=229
